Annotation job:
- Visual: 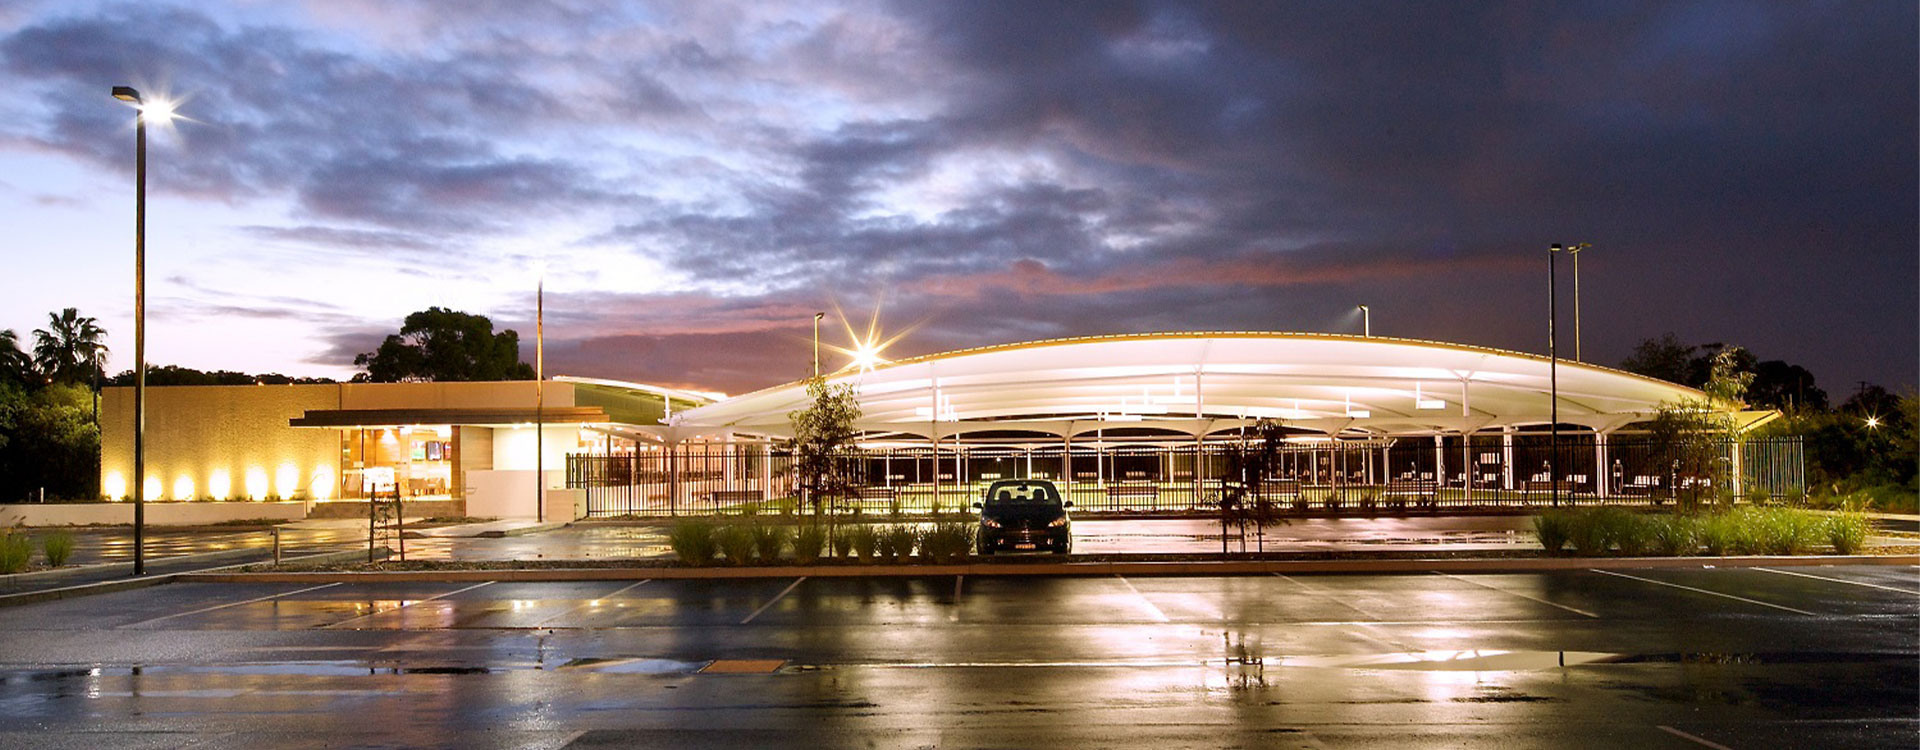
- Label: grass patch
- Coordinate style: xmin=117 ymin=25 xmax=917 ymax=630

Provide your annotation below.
xmin=40 ymin=531 xmax=74 ymax=567
xmin=0 ymin=532 xmax=32 ymax=574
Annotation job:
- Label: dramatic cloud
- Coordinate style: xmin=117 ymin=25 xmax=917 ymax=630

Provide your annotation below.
xmin=0 ymin=1 xmax=1911 ymax=394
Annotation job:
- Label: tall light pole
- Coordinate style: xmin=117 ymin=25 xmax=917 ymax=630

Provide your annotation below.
xmin=812 ymin=312 xmax=824 ymax=378
xmin=534 ymin=270 xmax=545 ymax=523
xmin=1568 ymin=243 xmax=1589 ymax=361
xmin=1548 ymin=244 xmax=1561 ymax=509
xmin=1357 ymin=304 xmax=1370 ymax=337
xmin=112 ymin=86 xmax=149 ymax=575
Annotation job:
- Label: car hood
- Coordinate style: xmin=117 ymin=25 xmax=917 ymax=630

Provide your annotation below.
xmin=980 ymin=505 xmax=1068 ymax=523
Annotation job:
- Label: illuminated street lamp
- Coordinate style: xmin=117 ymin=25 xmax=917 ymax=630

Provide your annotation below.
xmin=111 ymin=85 xmax=170 ymax=576
xmin=1357 ymin=305 xmax=1370 ymax=337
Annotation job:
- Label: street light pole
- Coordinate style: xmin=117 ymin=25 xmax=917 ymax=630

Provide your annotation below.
xmin=112 ymin=86 xmax=148 ymax=576
xmin=535 ymin=271 xmax=544 ymax=523
xmin=1548 ymin=244 xmax=1561 ymax=509
xmin=813 ymin=312 xmax=824 ymax=378
xmin=1568 ymin=243 xmax=1588 ymax=361
xmin=1357 ymin=305 xmax=1370 ymax=337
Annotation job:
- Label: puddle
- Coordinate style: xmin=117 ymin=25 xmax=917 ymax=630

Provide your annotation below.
xmin=556 ymin=658 xmax=707 ymax=674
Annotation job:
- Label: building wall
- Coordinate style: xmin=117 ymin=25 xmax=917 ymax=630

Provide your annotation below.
xmin=338 ymin=381 xmax=574 ymax=410
xmin=100 ymin=384 xmax=343 ymax=502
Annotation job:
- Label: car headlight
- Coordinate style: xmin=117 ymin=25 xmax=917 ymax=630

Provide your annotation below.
xmin=1047 ymin=517 xmax=1068 ymax=527
xmin=981 ymin=518 xmax=1002 ymax=528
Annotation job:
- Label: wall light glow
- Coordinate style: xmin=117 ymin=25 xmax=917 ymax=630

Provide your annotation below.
xmin=143 ymin=477 xmax=162 ymax=502
xmin=311 ymin=469 xmax=335 ymax=501
xmin=245 ymin=467 xmax=269 ymax=500
xmin=104 ymin=472 xmax=126 ymax=501
xmin=276 ymin=464 xmax=300 ymax=498
xmin=173 ymin=476 xmax=196 ymax=501
xmin=208 ymin=470 xmax=232 ymax=500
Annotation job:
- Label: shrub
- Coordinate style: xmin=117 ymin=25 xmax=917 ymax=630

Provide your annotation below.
xmin=1568 ymin=508 xmax=1632 ymax=556
xmin=919 ymin=522 xmax=975 ymax=563
xmin=1744 ymin=485 xmax=1772 ymax=507
xmin=667 ymin=519 xmax=718 ymax=565
xmin=830 ymin=526 xmax=855 ymax=558
xmin=1700 ymin=513 xmax=1749 ymax=556
xmin=0 ymin=532 xmax=31 ymax=574
xmin=1612 ymin=513 xmax=1655 ymax=556
xmin=715 ymin=523 xmax=756 ymax=566
xmin=1825 ymin=512 xmax=1869 ymax=555
xmin=1533 ymin=510 xmax=1573 ymax=554
xmin=751 ymin=524 xmax=792 ymax=563
xmin=848 ymin=525 xmax=879 ymax=563
xmin=41 ymin=531 xmax=75 ymax=567
xmin=793 ymin=524 xmax=827 ymax=564
xmin=878 ymin=524 xmax=916 ymax=561
xmin=1748 ymin=507 xmax=1818 ymax=555
xmin=1646 ymin=515 xmax=1701 ymax=556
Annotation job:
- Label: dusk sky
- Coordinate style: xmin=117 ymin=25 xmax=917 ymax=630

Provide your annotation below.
xmin=2 ymin=1 xmax=1913 ymax=396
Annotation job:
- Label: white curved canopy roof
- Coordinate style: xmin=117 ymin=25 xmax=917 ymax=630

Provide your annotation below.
xmin=674 ymin=332 xmax=1722 ymax=441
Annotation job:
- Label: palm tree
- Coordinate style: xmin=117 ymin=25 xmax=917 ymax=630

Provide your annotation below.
xmin=32 ymin=308 xmax=109 ymax=425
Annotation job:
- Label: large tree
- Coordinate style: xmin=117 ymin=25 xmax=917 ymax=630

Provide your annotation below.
xmin=354 ymin=307 xmax=536 ymax=382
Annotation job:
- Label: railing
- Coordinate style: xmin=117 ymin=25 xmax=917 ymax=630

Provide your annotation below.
xmin=566 ymin=436 xmax=1805 ymax=518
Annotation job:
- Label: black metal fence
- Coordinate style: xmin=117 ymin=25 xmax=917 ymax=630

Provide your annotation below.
xmin=566 ymin=436 xmax=1805 ymax=518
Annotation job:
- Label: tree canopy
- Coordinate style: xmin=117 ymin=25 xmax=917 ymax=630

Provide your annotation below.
xmin=106 ymin=366 xmax=336 ymax=387
xmin=353 ymin=307 xmax=536 ymax=382
xmin=32 ymin=308 xmax=107 ymax=386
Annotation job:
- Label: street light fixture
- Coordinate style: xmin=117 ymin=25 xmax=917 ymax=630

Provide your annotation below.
xmin=112 ymin=85 xmax=154 ymax=575
xmin=1357 ymin=305 xmax=1370 ymax=337
xmin=1548 ymin=243 xmax=1561 ymax=509
xmin=1567 ymin=243 xmax=1590 ymax=361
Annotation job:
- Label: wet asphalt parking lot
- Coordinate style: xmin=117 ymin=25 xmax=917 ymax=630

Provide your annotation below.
xmin=0 ymin=564 xmax=1910 ymax=749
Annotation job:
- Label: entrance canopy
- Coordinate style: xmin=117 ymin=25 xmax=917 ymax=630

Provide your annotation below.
xmin=674 ymin=332 xmax=1734 ymax=441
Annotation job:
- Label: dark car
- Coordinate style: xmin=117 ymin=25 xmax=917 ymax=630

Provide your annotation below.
xmin=973 ymin=479 xmax=1073 ymax=554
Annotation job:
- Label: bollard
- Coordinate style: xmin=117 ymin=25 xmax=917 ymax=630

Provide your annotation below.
xmin=271 ymin=526 xmax=281 ymax=566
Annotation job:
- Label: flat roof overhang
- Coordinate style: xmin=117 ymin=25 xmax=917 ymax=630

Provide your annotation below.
xmin=290 ymin=407 xmax=611 ymax=429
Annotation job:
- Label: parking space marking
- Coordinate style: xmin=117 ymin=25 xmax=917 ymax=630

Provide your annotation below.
xmin=1114 ymin=575 xmax=1171 ymax=623
xmin=740 ymin=577 xmax=806 ymax=625
xmin=1271 ymin=573 xmax=1416 ymax=650
xmin=324 ymin=581 xmax=496 ymax=629
xmin=1594 ymin=570 xmax=1816 ymax=616
xmin=1657 ymin=725 xmax=1736 ymax=750
xmin=1433 ymin=572 xmax=1599 ymax=618
xmin=533 ymin=580 xmax=651 ymax=627
xmin=122 ymin=583 xmax=342 ymax=628
xmin=1753 ymin=566 xmax=1920 ymax=594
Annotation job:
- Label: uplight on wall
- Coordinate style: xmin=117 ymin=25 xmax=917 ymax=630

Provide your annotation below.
xmin=209 ymin=470 xmax=232 ymax=500
xmin=311 ymin=469 xmax=335 ymax=500
xmin=275 ymin=464 xmax=300 ymax=498
xmin=104 ymin=472 xmax=127 ymax=501
xmin=143 ymin=477 xmax=162 ymax=502
xmin=172 ymin=475 xmax=195 ymax=501
xmin=245 ymin=468 xmax=269 ymax=500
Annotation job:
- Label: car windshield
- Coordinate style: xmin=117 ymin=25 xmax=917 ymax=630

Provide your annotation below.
xmin=983 ymin=482 xmax=1060 ymax=506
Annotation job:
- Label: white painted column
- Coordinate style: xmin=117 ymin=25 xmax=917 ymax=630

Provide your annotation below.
xmin=1501 ymin=426 xmax=1515 ymax=490
xmin=1062 ymin=434 xmax=1073 ymax=502
xmin=1595 ymin=429 xmax=1610 ymax=498
xmin=1433 ymin=435 xmax=1446 ymax=487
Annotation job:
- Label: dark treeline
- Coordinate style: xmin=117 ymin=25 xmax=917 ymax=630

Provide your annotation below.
xmin=1619 ymin=333 xmax=1916 ymax=510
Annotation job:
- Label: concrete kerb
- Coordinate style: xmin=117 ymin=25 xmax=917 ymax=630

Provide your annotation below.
xmin=0 ymin=547 xmax=387 ymax=609
xmin=175 ymin=553 xmax=1920 ymax=584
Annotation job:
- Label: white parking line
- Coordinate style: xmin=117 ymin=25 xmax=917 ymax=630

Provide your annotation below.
xmin=949 ymin=575 xmax=965 ymax=622
xmin=1752 ymin=566 xmax=1920 ymax=594
xmin=1272 ymin=573 xmax=1420 ymax=652
xmin=1593 ymin=570 xmax=1816 ymax=616
xmin=1114 ymin=575 xmax=1170 ymax=623
xmin=533 ymin=580 xmax=651 ymax=627
xmin=1657 ymin=725 xmax=1736 ymax=749
xmin=324 ymin=581 xmax=497 ymax=629
xmin=1433 ymin=572 xmax=1599 ymax=618
xmin=123 ymin=582 xmax=342 ymax=628
xmin=740 ymin=577 xmax=806 ymax=625
xmin=1272 ymin=573 xmax=1386 ymax=620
